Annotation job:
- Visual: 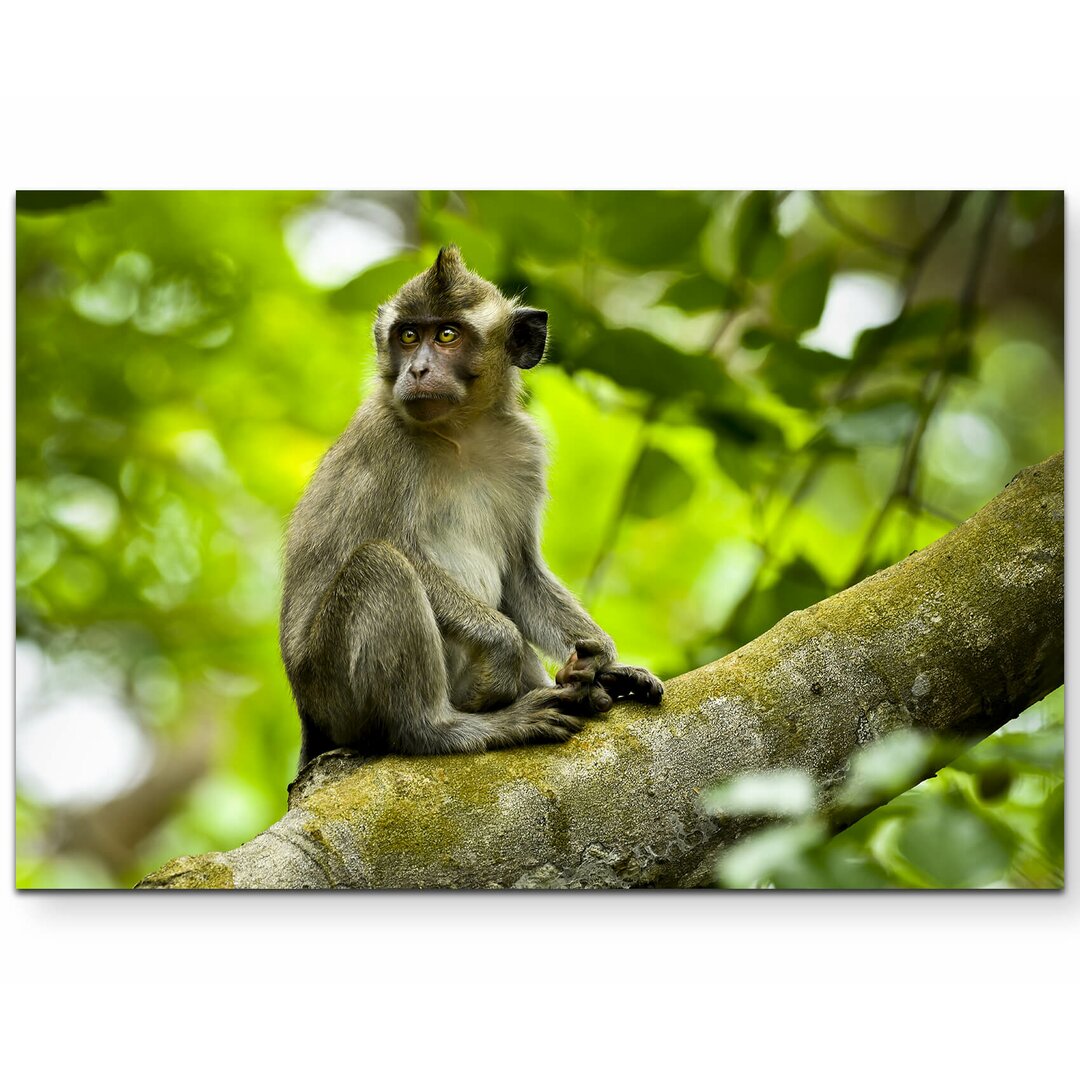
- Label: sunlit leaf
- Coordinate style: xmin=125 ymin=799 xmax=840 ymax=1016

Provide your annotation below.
xmin=425 ymin=211 xmax=502 ymax=280
xmin=838 ymin=729 xmax=938 ymax=810
xmin=715 ymin=820 xmax=828 ymax=888
xmin=963 ymin=731 xmax=1064 ymax=772
xmin=703 ymin=769 xmax=817 ymax=818
xmin=769 ymin=841 xmax=893 ymax=889
xmin=734 ymin=557 xmax=831 ymax=642
xmin=700 ymin=404 xmax=786 ymax=490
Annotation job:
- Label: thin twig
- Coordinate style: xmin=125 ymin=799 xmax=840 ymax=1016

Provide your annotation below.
xmin=811 ymin=192 xmax=912 ymax=260
xmin=716 ymin=192 xmax=970 ymax=643
xmin=706 ymin=307 xmax=740 ymax=354
xmin=845 ymin=191 xmax=1003 ymax=587
xmin=835 ymin=191 xmax=969 ymax=404
xmin=898 ymin=191 xmax=968 ymax=305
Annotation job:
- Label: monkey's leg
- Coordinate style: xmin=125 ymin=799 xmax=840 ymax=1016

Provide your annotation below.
xmin=305 ymin=542 xmax=590 ymax=759
xmin=519 ymin=645 xmax=552 ymax=695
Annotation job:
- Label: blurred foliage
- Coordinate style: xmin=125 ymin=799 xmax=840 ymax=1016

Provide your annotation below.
xmin=14 ymin=190 xmax=1064 ymax=888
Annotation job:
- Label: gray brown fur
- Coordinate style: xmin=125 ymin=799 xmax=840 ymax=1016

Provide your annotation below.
xmin=281 ymin=246 xmax=663 ymax=770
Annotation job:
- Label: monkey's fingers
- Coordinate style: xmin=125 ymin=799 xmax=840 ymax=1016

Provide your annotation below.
xmin=554 ymin=653 xmax=581 ymax=685
xmin=549 ymin=682 xmax=611 ymax=716
xmin=590 ymin=684 xmax=613 ymax=713
xmin=555 ymin=651 xmax=601 ymax=687
xmin=598 ymin=665 xmax=665 ymax=705
xmin=572 ymin=638 xmax=608 ymax=661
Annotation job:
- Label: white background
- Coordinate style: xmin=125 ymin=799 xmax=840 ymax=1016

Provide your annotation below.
xmin=3 ymin=2 xmax=1077 ymax=1074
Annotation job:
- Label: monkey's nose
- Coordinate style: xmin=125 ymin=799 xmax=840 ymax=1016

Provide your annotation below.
xmin=409 ymin=363 xmax=430 ymax=380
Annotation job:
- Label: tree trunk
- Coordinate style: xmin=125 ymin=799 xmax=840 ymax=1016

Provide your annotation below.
xmin=138 ymin=453 xmax=1064 ymax=890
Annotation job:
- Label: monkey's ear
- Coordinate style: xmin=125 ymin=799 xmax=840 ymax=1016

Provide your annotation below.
xmin=508 ymin=308 xmax=548 ymax=369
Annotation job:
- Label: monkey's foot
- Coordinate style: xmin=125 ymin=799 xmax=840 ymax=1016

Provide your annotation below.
xmin=556 ymin=640 xmax=664 ymax=707
xmin=493 ymin=686 xmax=593 ymax=745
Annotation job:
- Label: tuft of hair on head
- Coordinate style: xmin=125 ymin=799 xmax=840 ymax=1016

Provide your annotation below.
xmin=432 ymin=244 xmax=465 ymax=288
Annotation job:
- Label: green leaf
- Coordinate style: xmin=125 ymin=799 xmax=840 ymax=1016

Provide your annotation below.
xmin=700 ymin=404 xmax=786 ymax=489
xmin=17 ymin=190 xmax=106 ymax=214
xmin=1040 ymin=783 xmax=1064 ymax=858
xmin=774 ymin=253 xmax=833 ymax=332
xmin=735 ymin=557 xmax=831 ymax=642
xmin=957 ymin=729 xmax=1064 ymax=775
xmin=1010 ymin=191 xmax=1061 ymax=222
xmin=826 ymin=399 xmax=918 ymax=448
xmin=703 ymin=769 xmax=817 ymax=818
xmin=700 ymin=405 xmax=785 ymax=448
xmin=467 ymin=191 xmax=583 ymax=261
xmin=758 ymin=340 xmax=850 ymax=408
xmin=838 ymin=729 xmax=938 ymax=810
xmin=566 ymin=327 xmax=723 ymax=399
xmin=768 ymin=838 xmax=893 ymax=889
xmin=732 ymin=192 xmax=787 ymax=280
xmin=852 ymin=301 xmax=959 ymax=366
xmin=424 ymin=211 xmax=502 ymax=280
xmin=627 ymin=447 xmax=694 ymax=518
xmin=975 ymin=763 xmax=1013 ymax=802
xmin=897 ymin=798 xmax=1014 ymax=887
xmin=740 ymin=326 xmax=776 ymax=351
xmin=716 ymin=820 xmax=828 ymax=888
xmin=328 ymin=253 xmax=428 ymax=312
xmin=659 ymin=273 xmax=741 ymax=312
xmin=593 ymin=192 xmax=712 ymax=268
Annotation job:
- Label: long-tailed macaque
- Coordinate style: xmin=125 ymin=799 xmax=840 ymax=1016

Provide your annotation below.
xmin=281 ymin=246 xmax=663 ymax=770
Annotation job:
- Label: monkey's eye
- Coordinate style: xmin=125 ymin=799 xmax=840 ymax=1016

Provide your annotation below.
xmin=399 ymin=327 xmax=419 ymax=345
xmin=435 ymin=326 xmax=460 ymax=344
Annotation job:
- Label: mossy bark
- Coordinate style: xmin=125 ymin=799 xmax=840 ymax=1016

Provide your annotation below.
xmin=138 ymin=453 xmax=1064 ymax=890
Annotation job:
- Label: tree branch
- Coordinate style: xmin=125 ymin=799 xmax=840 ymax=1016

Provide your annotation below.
xmin=138 ymin=453 xmax=1063 ymax=890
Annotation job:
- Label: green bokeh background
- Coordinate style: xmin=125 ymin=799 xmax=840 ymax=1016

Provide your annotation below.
xmin=14 ymin=190 xmax=1064 ymax=889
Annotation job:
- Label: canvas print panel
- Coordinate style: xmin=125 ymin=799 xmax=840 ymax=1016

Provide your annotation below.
xmin=14 ymin=190 xmax=1064 ymax=889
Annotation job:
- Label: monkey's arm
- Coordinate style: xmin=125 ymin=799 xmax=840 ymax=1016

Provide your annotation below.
xmin=504 ymin=544 xmax=663 ymax=707
xmin=505 ymin=551 xmax=613 ymax=662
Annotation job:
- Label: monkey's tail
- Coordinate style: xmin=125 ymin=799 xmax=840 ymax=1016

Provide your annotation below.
xmin=297 ymin=714 xmax=336 ymax=773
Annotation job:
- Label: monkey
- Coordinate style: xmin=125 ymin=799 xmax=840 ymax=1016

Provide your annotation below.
xmin=280 ymin=245 xmax=664 ymax=772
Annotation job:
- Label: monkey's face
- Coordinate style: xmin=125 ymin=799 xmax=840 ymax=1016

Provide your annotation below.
xmin=375 ymin=246 xmax=550 ymax=427
xmin=387 ymin=320 xmax=479 ymax=425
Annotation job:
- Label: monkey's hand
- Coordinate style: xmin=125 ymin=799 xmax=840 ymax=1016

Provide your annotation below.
xmin=555 ymin=638 xmax=664 ymax=709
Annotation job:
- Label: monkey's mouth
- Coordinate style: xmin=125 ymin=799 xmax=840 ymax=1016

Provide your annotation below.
xmin=400 ymin=394 xmax=459 ymax=423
